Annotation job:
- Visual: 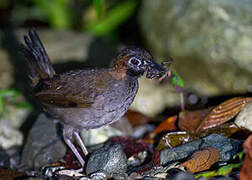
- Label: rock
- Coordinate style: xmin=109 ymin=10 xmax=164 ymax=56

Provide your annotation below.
xmin=0 ymin=149 xmax=10 ymax=168
xmin=142 ymin=166 xmax=185 ymax=179
xmin=0 ymin=120 xmax=23 ymax=149
xmin=86 ymin=144 xmax=127 ymax=177
xmin=200 ymin=134 xmax=241 ymax=161
xmin=21 ymin=114 xmax=66 ymax=169
xmin=80 ymin=125 xmax=123 ymax=147
xmin=2 ymin=103 xmax=30 ymax=129
xmin=131 ymin=78 xmax=181 ymax=117
xmin=139 ymin=0 xmax=252 ymax=95
xmin=160 ymin=134 xmax=240 ymax=165
xmin=172 ymin=171 xmax=196 ymax=180
xmin=235 ymin=102 xmax=252 ymax=131
xmin=160 ymin=138 xmax=201 ymax=165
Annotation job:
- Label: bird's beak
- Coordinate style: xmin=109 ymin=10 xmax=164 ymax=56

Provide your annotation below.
xmin=146 ymin=60 xmax=167 ymax=79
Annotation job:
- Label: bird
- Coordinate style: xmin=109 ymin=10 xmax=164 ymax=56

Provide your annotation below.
xmin=20 ymin=29 xmax=167 ymax=169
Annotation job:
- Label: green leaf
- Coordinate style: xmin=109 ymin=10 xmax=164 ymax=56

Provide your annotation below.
xmin=14 ymin=102 xmax=33 ymax=110
xmin=172 ymin=70 xmax=184 ymax=91
xmin=86 ymin=0 xmax=138 ymax=36
xmin=195 ymin=162 xmax=243 ymax=178
xmin=233 ymin=151 xmax=244 ymax=160
xmin=0 ymin=89 xmax=20 ymax=98
xmin=217 ymin=163 xmax=242 ymax=175
xmin=32 ymin=0 xmax=72 ymax=29
xmin=93 ymin=0 xmax=104 ymax=18
xmin=0 ymin=98 xmax=3 ymax=115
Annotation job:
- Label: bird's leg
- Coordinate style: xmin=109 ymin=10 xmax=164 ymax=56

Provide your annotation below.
xmin=63 ymin=125 xmax=85 ymax=169
xmin=73 ymin=131 xmax=88 ymax=156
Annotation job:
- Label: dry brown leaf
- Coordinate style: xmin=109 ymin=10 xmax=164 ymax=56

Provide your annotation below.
xmin=178 ymin=109 xmax=211 ymax=132
xmin=196 ymin=97 xmax=252 ymax=133
xmin=0 ymin=168 xmax=26 ymax=180
xmin=156 ymin=131 xmax=199 ymax=150
xmin=144 ymin=116 xmax=177 ymax=144
xmin=240 ymin=135 xmax=252 ymax=180
xmin=157 ymin=123 xmax=240 ymax=151
xmin=125 ymin=110 xmax=150 ymax=127
xmin=180 ymin=147 xmax=220 ymax=173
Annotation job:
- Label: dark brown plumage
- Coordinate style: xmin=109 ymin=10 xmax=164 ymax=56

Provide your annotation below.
xmin=20 ymin=29 xmax=167 ymax=169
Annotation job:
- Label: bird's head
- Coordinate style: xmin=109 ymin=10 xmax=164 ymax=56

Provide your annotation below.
xmin=111 ymin=47 xmax=167 ymax=80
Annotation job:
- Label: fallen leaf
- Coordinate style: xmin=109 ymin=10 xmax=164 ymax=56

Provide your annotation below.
xmin=125 ymin=110 xmax=150 ymax=127
xmin=180 ymin=147 xmax=220 ymax=173
xmin=0 ymin=168 xmax=26 ymax=180
xmin=156 ymin=131 xmax=199 ymax=150
xmin=157 ymin=122 xmax=241 ymax=151
xmin=240 ymin=135 xmax=252 ymax=180
xmin=178 ymin=109 xmax=211 ymax=132
xmin=196 ymin=97 xmax=252 ymax=132
xmin=144 ymin=116 xmax=177 ymax=144
xmin=201 ymin=122 xmax=241 ymax=138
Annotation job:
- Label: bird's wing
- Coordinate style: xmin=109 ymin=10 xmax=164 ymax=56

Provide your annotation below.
xmin=34 ymin=70 xmax=110 ymax=108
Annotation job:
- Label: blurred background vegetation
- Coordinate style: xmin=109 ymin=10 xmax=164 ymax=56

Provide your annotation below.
xmin=0 ymin=0 xmax=141 ymax=42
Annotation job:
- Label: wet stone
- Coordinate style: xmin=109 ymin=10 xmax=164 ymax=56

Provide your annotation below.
xmin=160 ymin=134 xmax=240 ymax=165
xmin=160 ymin=139 xmax=202 ymax=165
xmin=165 ymin=168 xmax=185 ymax=179
xmin=172 ymin=171 xmax=196 ymax=180
xmin=0 ymin=149 xmax=10 ymax=167
xmin=86 ymin=144 xmax=127 ymax=177
xmin=139 ymin=0 xmax=252 ymax=95
xmin=21 ymin=114 xmax=67 ymax=169
xmin=201 ymin=134 xmax=241 ymax=162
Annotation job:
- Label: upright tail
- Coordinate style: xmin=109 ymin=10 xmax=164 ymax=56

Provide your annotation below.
xmin=20 ymin=29 xmax=55 ymax=86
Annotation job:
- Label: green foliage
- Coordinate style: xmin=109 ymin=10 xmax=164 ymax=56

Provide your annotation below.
xmin=195 ymin=162 xmax=242 ymax=178
xmin=0 ymin=0 xmax=8 ymax=8
xmin=0 ymin=89 xmax=32 ymax=117
xmin=31 ymin=0 xmax=72 ymax=29
xmin=171 ymin=70 xmax=184 ymax=92
xmin=10 ymin=0 xmax=138 ymax=37
xmin=93 ymin=0 xmax=104 ymax=18
xmin=86 ymin=0 xmax=138 ymax=36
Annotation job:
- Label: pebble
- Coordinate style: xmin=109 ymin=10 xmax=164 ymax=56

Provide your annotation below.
xmin=86 ymin=144 xmax=127 ymax=177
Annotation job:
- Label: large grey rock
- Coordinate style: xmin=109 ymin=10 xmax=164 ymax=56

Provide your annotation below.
xmin=139 ymin=0 xmax=252 ymax=95
xmin=21 ymin=114 xmax=66 ymax=169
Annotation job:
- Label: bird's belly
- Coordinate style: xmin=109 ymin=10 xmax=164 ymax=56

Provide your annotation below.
xmin=47 ymin=102 xmax=131 ymax=130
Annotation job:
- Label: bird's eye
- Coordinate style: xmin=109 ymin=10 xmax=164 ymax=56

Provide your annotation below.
xmin=129 ymin=57 xmax=141 ymax=66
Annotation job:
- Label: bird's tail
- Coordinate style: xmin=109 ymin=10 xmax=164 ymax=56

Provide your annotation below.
xmin=20 ymin=29 xmax=55 ymax=86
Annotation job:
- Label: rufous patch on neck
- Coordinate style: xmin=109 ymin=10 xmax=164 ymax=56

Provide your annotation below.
xmin=110 ymin=57 xmax=128 ymax=80
xmin=109 ymin=69 xmax=127 ymax=80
